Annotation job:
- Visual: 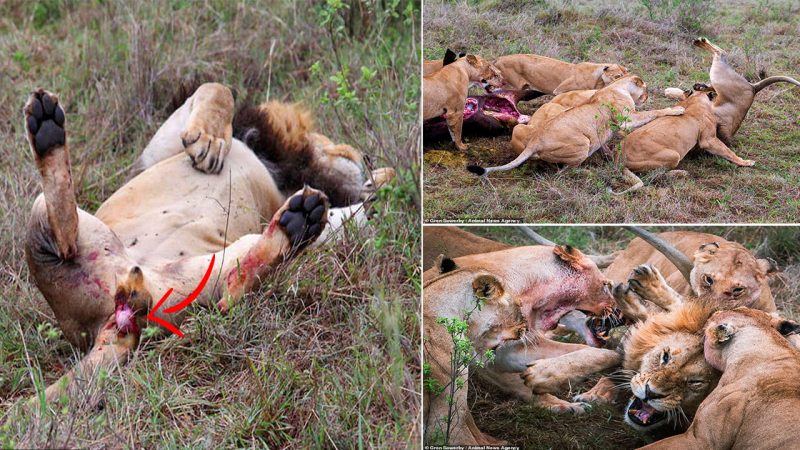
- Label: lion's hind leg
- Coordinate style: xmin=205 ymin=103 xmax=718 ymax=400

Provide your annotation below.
xmin=31 ymin=314 xmax=137 ymax=408
xmin=24 ymin=89 xmax=78 ymax=260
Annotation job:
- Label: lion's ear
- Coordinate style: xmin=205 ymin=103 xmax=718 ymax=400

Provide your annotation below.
xmin=710 ymin=322 xmax=735 ymax=344
xmin=758 ymin=258 xmax=779 ymax=275
xmin=465 ymin=54 xmax=478 ymax=66
xmin=777 ymin=320 xmax=800 ymax=336
xmin=472 ymin=274 xmax=506 ymax=303
xmin=458 ymin=52 xmax=466 ymax=58
xmin=692 ymin=242 xmax=721 ymax=264
xmin=553 ymin=245 xmax=590 ymax=270
xmin=443 ymin=48 xmax=457 ymax=66
xmin=434 ymin=254 xmax=458 ymax=274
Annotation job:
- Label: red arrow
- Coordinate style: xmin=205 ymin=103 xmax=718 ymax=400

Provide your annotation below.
xmin=147 ymin=254 xmax=216 ymax=337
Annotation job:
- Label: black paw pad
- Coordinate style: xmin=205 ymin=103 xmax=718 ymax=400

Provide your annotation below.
xmin=278 ymin=191 xmax=328 ymax=248
xmin=27 ymin=92 xmax=65 ymax=156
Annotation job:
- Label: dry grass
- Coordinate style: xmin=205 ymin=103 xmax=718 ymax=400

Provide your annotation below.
xmin=0 ymin=1 xmax=420 ymax=448
xmin=446 ymin=225 xmax=800 ymax=449
xmin=423 ymin=0 xmax=800 ymax=223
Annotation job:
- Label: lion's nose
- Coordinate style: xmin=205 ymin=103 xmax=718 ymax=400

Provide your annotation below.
xmin=644 ymin=384 xmax=665 ymax=401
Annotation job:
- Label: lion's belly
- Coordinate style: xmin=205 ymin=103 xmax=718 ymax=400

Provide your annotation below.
xmin=97 ymin=142 xmax=283 ymax=264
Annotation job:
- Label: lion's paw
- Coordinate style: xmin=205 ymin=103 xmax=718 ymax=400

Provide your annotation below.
xmin=180 ymin=123 xmax=231 ymax=174
xmin=533 ymin=393 xmax=590 ymax=414
xmin=277 ymin=187 xmax=329 ymax=250
xmin=25 ymin=89 xmax=66 ymax=157
xmin=574 ymin=377 xmax=617 ymax=404
xmin=627 ymin=264 xmax=667 ymax=302
xmin=667 ymin=106 xmax=685 ymax=116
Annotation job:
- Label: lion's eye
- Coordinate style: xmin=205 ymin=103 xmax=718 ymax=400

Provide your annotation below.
xmin=687 ymin=380 xmax=706 ymax=389
xmin=703 ymin=275 xmax=714 ymax=286
xmin=661 ymin=350 xmax=670 ymax=365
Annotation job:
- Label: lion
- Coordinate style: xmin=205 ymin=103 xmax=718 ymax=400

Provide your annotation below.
xmin=640 ymin=307 xmax=800 ymax=449
xmin=612 ymin=84 xmax=754 ymax=195
xmin=615 ymin=301 xmax=720 ymax=433
xmin=423 ymin=243 xmax=620 ymax=446
xmin=693 ymin=37 xmax=800 ymax=144
xmin=509 ymin=89 xmax=597 ymax=155
xmin=21 ymin=83 xmax=389 ymax=404
xmin=423 ymin=54 xmax=504 ymax=150
xmin=422 ymin=226 xmax=622 ymax=347
xmin=467 ymin=76 xmax=685 ymax=176
xmin=493 ymin=53 xmax=628 ymax=94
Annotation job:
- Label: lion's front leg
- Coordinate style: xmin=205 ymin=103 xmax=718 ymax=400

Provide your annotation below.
xmin=180 ymin=83 xmax=234 ymax=174
xmin=521 ymin=346 xmax=621 ymax=397
xmin=613 ymin=282 xmax=651 ymax=323
xmin=217 ymin=187 xmax=329 ymax=311
xmin=135 ymin=82 xmax=234 ymax=174
xmin=620 ymin=106 xmax=684 ymax=131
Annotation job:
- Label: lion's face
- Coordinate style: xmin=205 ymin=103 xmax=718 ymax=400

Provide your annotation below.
xmin=465 ymin=55 xmax=505 ymax=89
xmin=625 ymin=332 xmax=718 ymax=431
xmin=423 ymin=260 xmax=527 ymax=357
xmin=622 ymin=303 xmax=720 ymax=432
xmin=689 ymin=242 xmax=774 ymax=310
xmin=601 ymin=64 xmax=629 ymax=85
xmin=630 ymin=76 xmax=649 ymax=106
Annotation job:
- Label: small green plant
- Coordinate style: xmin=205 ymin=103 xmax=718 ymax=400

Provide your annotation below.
xmin=424 ymin=299 xmax=495 ymax=445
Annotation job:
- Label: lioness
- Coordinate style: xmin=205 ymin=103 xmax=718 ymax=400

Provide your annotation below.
xmin=641 ymin=308 xmax=800 ymax=449
xmin=613 ymin=85 xmax=754 ymax=195
xmin=605 ymin=228 xmax=778 ymax=320
xmin=693 ymin=37 xmax=800 ymax=144
xmin=493 ymin=53 xmax=628 ymax=94
xmin=423 ymin=254 xmax=527 ymax=445
xmin=509 ymin=89 xmax=596 ymax=155
xmin=467 ymin=76 xmax=685 ymax=176
xmin=423 ymin=54 xmax=504 ymax=150
xmin=423 ymin=243 xmax=619 ymax=431
xmin=21 ymin=83 xmax=383 ymax=403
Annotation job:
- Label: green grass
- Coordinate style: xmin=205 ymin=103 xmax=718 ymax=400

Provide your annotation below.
xmin=443 ymin=225 xmax=800 ymax=449
xmin=0 ymin=1 xmax=420 ymax=447
xmin=423 ymin=0 xmax=800 ymax=223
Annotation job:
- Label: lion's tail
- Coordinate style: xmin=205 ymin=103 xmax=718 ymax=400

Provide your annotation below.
xmin=466 ymin=144 xmax=538 ymax=177
xmin=752 ymin=75 xmax=800 ymax=94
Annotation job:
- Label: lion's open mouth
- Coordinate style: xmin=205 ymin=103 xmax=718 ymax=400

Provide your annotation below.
xmin=626 ymin=396 xmax=667 ymax=427
xmin=586 ymin=308 xmax=625 ymax=346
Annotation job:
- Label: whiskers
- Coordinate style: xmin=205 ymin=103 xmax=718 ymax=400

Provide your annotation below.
xmin=609 ymin=368 xmax=636 ymax=390
xmin=664 ymin=405 xmax=691 ymax=429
